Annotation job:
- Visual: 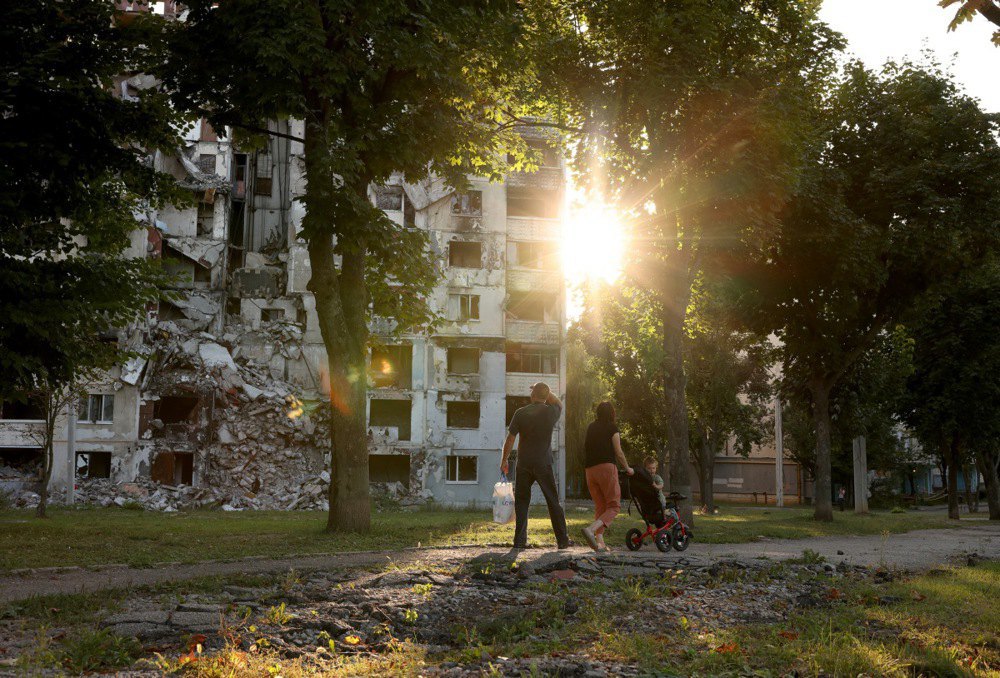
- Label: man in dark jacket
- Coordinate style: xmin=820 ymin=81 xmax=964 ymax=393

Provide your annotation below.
xmin=501 ymin=382 xmax=569 ymax=549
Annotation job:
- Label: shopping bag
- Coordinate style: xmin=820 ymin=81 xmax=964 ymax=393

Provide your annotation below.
xmin=492 ymin=474 xmax=515 ymax=524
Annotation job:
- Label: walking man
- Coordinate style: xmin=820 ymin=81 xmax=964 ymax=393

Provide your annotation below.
xmin=501 ymin=382 xmax=569 ymax=549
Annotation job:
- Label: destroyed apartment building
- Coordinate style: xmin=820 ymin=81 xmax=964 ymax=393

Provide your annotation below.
xmin=0 ymin=114 xmax=569 ymax=511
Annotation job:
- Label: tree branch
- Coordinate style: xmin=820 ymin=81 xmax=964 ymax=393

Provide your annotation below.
xmin=978 ymin=0 xmax=1000 ymax=28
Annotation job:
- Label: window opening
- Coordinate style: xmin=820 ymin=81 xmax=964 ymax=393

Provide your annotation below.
xmin=447 ymin=401 xmax=480 ymax=429
xmin=445 ymin=455 xmax=478 ymax=483
xmin=448 ymin=241 xmax=482 ymax=268
xmin=79 ymin=394 xmax=115 ymax=424
xmin=450 ymin=191 xmax=483 ymax=216
xmin=447 ymin=347 xmax=480 ymax=375
xmin=369 ymin=399 xmax=412 ymax=441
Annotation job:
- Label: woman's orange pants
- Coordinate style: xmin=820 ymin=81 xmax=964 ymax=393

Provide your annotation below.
xmin=585 ymin=463 xmax=621 ymax=536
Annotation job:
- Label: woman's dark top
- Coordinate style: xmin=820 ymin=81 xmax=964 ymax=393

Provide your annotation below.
xmin=584 ymin=420 xmax=619 ymax=468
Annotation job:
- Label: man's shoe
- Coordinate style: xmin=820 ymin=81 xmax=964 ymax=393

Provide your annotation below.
xmin=557 ymin=539 xmax=574 ymax=550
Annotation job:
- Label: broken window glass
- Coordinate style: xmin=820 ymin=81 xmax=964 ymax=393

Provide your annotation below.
xmin=448 ymin=240 xmax=482 ymax=268
xmin=447 ymin=347 xmax=480 ymax=375
xmin=446 ymin=402 xmax=480 ymax=429
xmin=446 ymin=455 xmax=478 ymax=482
xmin=450 ymin=191 xmax=483 ymax=216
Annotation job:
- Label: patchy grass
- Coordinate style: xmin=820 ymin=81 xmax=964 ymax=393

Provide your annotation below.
xmin=450 ymin=563 xmax=999 ymax=677
xmin=0 ymin=504 xmax=968 ymax=571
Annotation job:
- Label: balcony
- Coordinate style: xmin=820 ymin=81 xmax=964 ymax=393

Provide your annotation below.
xmin=506 ymin=166 xmax=563 ymax=190
xmin=506 ymin=320 xmax=561 ymax=345
xmin=506 ymin=268 xmax=561 ymax=292
xmin=506 ymin=373 xmax=560 ymax=396
xmin=506 ymin=216 xmax=561 ymax=241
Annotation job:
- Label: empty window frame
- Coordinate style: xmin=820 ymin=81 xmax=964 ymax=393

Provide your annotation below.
xmin=507 ymin=187 xmax=559 ymax=219
xmin=446 ymin=401 xmax=480 ymax=429
xmin=510 ymin=240 xmax=557 ymax=269
xmin=448 ymin=240 xmax=482 ymax=268
xmin=375 ymin=185 xmax=404 ymax=211
xmin=79 ymin=394 xmax=114 ymax=424
xmin=150 ymin=451 xmax=194 ymax=485
xmin=0 ymin=399 xmax=45 ymax=421
xmin=76 ymin=451 xmax=112 ymax=479
xmin=261 ymin=308 xmax=285 ymax=322
xmin=506 ymin=291 xmax=557 ymax=323
xmin=506 ymin=344 xmax=559 ymax=374
xmin=450 ymin=191 xmax=483 ymax=216
xmin=370 ymin=344 xmax=413 ymax=389
xmin=153 ymin=396 xmax=198 ymax=424
xmin=254 ymin=151 xmax=273 ymax=196
xmin=197 ymin=153 xmax=216 ymax=174
xmin=369 ymin=454 xmax=410 ymax=487
xmin=447 ymin=347 xmax=480 ymax=375
xmin=368 ymin=399 xmax=412 ymax=441
xmin=445 ymin=455 xmax=478 ymax=483
xmin=452 ymin=293 xmax=480 ymax=321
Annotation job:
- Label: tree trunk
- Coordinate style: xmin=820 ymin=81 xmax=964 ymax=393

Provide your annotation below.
xmin=35 ymin=396 xmax=56 ymax=519
xmin=962 ymin=464 xmax=977 ymax=513
xmin=700 ymin=433 xmax=716 ymax=513
xmin=975 ymin=449 xmax=1000 ymax=520
xmin=810 ymin=381 xmax=833 ymax=522
xmin=302 ymin=117 xmax=371 ymax=533
xmin=944 ymin=437 xmax=961 ymax=520
xmin=661 ymin=263 xmax=693 ymax=525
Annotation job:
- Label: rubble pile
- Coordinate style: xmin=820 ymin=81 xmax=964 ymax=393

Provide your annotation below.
xmin=0 ymin=458 xmax=42 ymax=508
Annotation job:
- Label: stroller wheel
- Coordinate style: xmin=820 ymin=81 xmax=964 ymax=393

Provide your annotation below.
xmin=625 ymin=528 xmax=643 ymax=551
xmin=655 ymin=530 xmax=673 ymax=553
xmin=672 ymin=525 xmax=691 ymax=552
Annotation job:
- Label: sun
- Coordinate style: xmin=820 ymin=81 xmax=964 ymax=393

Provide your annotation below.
xmin=561 ymin=195 xmax=625 ymax=287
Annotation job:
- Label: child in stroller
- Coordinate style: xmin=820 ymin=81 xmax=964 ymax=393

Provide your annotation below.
xmin=621 ymin=464 xmax=693 ymax=552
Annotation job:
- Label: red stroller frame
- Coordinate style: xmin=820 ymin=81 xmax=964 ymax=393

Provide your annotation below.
xmin=621 ymin=470 xmax=693 ymax=552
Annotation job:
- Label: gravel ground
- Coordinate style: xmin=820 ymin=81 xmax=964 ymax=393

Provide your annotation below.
xmin=1 ymin=523 xmax=997 ymax=605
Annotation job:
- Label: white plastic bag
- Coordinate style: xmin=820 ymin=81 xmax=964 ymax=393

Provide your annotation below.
xmin=492 ymin=475 xmax=515 ymax=524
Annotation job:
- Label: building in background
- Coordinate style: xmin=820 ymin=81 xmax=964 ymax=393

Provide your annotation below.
xmin=0 ymin=117 xmax=568 ymax=510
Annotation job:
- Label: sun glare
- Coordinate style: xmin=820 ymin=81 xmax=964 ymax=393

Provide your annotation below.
xmin=562 ymin=198 xmax=625 ymax=287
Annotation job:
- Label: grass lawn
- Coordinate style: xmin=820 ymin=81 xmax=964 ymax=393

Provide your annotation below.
xmin=0 ymin=503 xmax=969 ymax=571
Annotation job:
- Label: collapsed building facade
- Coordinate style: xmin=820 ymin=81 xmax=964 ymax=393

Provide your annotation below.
xmin=0 ymin=111 xmax=568 ymax=510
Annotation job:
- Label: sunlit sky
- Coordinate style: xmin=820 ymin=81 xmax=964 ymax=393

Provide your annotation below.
xmin=819 ymin=0 xmax=998 ymax=113
xmin=562 ymin=1 xmax=998 ymax=320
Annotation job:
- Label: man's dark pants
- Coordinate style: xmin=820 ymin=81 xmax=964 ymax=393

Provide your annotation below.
xmin=513 ymin=461 xmax=569 ymax=548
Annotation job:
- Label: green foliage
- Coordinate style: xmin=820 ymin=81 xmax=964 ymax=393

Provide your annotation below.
xmin=940 ymin=0 xmax=1000 ymax=45
xmin=729 ymin=59 xmax=1000 ymax=517
xmin=0 ymin=1 xmax=180 ymax=398
xmin=564 ymin=335 xmax=609 ymax=495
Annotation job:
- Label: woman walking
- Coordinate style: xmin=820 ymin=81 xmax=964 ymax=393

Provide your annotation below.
xmin=581 ymin=402 xmax=633 ymax=551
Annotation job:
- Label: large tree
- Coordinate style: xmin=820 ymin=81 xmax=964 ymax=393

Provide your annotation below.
xmin=686 ymin=282 xmax=773 ymax=513
xmin=903 ymin=263 xmax=1000 ymax=520
xmin=730 ymin=61 xmax=1000 ymax=520
xmin=535 ymin=0 xmax=841 ymax=522
xmin=164 ymin=1 xmax=537 ymax=531
xmin=0 ymin=1 xmax=176 ymax=401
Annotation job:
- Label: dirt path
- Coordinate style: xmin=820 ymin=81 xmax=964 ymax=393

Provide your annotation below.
xmin=2 ymin=524 xmax=997 ymax=604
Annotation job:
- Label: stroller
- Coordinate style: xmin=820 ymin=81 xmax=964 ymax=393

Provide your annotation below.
xmin=621 ymin=467 xmax=693 ymax=552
